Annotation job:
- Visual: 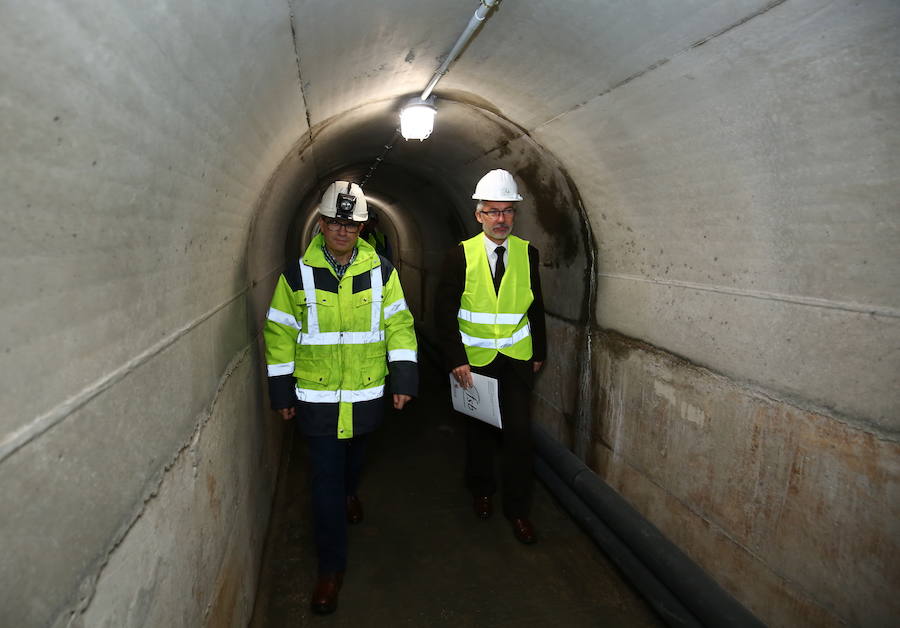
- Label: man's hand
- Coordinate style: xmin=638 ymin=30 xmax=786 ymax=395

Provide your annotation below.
xmin=277 ymin=407 xmax=296 ymax=421
xmin=393 ymin=394 xmax=412 ymax=410
xmin=452 ymin=364 xmax=474 ymax=389
xmin=533 ymin=361 xmax=544 ymax=373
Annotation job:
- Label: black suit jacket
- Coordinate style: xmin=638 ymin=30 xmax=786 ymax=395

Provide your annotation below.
xmin=435 ymin=240 xmax=547 ymax=378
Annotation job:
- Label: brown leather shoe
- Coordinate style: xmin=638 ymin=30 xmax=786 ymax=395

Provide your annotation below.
xmin=511 ymin=517 xmax=537 ymax=544
xmin=473 ymin=495 xmax=492 ymax=519
xmin=310 ymin=572 xmax=344 ymax=615
xmin=346 ymin=495 xmax=363 ymax=524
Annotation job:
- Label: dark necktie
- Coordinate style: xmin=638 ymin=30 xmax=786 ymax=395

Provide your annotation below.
xmin=493 ymin=246 xmax=506 ymax=292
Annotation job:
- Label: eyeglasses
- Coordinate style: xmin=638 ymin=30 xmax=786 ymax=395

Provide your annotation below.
xmin=323 ymin=218 xmax=361 ymax=233
xmin=479 ymin=208 xmax=516 ymax=219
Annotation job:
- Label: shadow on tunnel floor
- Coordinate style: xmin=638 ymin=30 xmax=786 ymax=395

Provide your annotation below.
xmin=249 ymin=364 xmax=663 ymax=628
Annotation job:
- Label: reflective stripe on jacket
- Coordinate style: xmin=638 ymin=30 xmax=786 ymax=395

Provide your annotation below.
xmin=264 ymin=235 xmax=417 ymax=438
xmin=458 ymin=234 xmax=533 ymax=366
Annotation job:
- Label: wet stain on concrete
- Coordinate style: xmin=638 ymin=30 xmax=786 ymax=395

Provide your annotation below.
xmin=440 ymin=98 xmax=594 ymax=281
xmin=516 ymin=161 xmax=580 ymax=265
xmin=438 ymin=88 xmax=504 ymax=118
xmin=439 ymin=89 xmax=531 ymax=137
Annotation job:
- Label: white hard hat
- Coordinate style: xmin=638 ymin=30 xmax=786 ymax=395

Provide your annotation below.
xmin=471 ymin=169 xmax=523 ymax=201
xmin=318 ymin=181 xmax=368 ymax=222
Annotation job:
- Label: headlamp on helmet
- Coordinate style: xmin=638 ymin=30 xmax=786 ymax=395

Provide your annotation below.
xmin=336 ymin=183 xmax=357 ymax=220
xmin=318 ymin=180 xmax=368 ymax=222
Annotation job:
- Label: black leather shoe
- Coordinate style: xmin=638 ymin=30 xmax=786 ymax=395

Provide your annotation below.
xmin=346 ymin=495 xmax=363 ymax=524
xmin=511 ymin=517 xmax=537 ymax=544
xmin=310 ymin=572 xmax=344 ymax=615
xmin=473 ymin=495 xmax=492 ymax=519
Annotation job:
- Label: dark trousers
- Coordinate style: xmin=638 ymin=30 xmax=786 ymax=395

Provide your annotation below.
xmin=464 ymin=354 xmax=534 ymax=519
xmin=304 ymin=433 xmax=368 ymax=574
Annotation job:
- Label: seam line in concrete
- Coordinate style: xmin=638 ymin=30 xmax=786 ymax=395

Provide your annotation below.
xmin=0 ymin=289 xmax=249 ymax=463
xmin=531 ymin=0 xmax=790 ymax=133
xmin=534 ymin=58 xmax=670 ymax=131
xmin=287 ymin=0 xmax=318 ymax=177
xmin=598 ymin=272 xmax=900 ymax=318
xmin=688 ymin=0 xmax=789 ymax=49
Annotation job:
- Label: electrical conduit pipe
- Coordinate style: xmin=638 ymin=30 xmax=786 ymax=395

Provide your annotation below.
xmin=533 ymin=424 xmax=766 ymax=628
xmin=420 ymin=0 xmax=501 ymax=101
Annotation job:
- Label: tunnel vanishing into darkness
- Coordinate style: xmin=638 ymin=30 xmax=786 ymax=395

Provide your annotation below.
xmin=1 ymin=1 xmax=898 ymax=627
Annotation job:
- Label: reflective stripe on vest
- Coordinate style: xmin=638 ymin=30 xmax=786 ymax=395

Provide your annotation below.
xmin=459 ymin=323 xmax=532 ymax=350
xmin=457 ymin=308 xmax=524 ymax=326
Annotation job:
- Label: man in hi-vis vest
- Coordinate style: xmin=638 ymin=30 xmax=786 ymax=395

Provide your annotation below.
xmin=436 ymin=169 xmax=547 ymax=545
xmin=263 ymin=181 xmax=418 ymax=614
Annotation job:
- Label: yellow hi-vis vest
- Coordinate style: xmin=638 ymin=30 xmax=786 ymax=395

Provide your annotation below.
xmin=458 ymin=234 xmax=533 ymax=366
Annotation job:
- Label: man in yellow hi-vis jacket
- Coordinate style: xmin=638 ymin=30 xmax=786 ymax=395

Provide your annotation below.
xmin=436 ymin=169 xmax=547 ymax=546
xmin=263 ymin=181 xmax=417 ymax=615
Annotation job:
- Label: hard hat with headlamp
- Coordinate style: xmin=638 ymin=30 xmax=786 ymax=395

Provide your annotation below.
xmin=471 ymin=169 xmax=523 ymax=202
xmin=319 ymin=181 xmax=368 ymax=222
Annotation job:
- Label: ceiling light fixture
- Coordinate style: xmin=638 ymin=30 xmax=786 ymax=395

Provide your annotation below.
xmin=399 ymin=96 xmax=437 ymax=141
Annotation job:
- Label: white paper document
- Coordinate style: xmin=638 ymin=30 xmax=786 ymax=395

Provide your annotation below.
xmin=449 ymin=372 xmax=502 ymax=429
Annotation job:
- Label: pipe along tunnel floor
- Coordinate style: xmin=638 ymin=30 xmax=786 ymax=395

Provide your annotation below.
xmin=250 ymin=362 xmax=663 ymax=627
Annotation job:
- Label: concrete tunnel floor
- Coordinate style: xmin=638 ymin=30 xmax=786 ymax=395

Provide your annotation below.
xmin=250 ymin=355 xmax=664 ymax=627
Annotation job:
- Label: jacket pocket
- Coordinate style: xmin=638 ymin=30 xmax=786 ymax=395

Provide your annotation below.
xmin=295 ymin=355 xmax=332 ymax=387
xmin=360 ymin=356 xmax=388 ymax=388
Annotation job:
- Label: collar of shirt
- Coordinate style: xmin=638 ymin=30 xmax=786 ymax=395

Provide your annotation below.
xmin=322 ymin=244 xmax=358 ymax=279
xmin=482 ymin=233 xmax=508 ymax=275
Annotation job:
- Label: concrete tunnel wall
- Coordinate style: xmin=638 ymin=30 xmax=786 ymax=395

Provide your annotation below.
xmin=1 ymin=1 xmax=898 ymax=627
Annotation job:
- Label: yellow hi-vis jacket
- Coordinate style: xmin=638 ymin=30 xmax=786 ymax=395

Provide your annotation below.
xmin=458 ymin=234 xmax=533 ymax=367
xmin=263 ymin=235 xmax=418 ymax=439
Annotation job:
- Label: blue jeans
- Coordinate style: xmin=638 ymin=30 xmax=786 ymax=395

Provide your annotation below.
xmin=304 ymin=433 xmax=369 ymax=574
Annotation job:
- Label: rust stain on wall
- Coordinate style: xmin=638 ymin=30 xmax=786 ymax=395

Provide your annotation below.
xmin=207 ymin=551 xmax=241 ymax=628
xmin=207 ymin=472 xmax=221 ymax=518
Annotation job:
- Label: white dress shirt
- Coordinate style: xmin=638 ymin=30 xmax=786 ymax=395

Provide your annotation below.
xmin=482 ymin=233 xmax=508 ymax=277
